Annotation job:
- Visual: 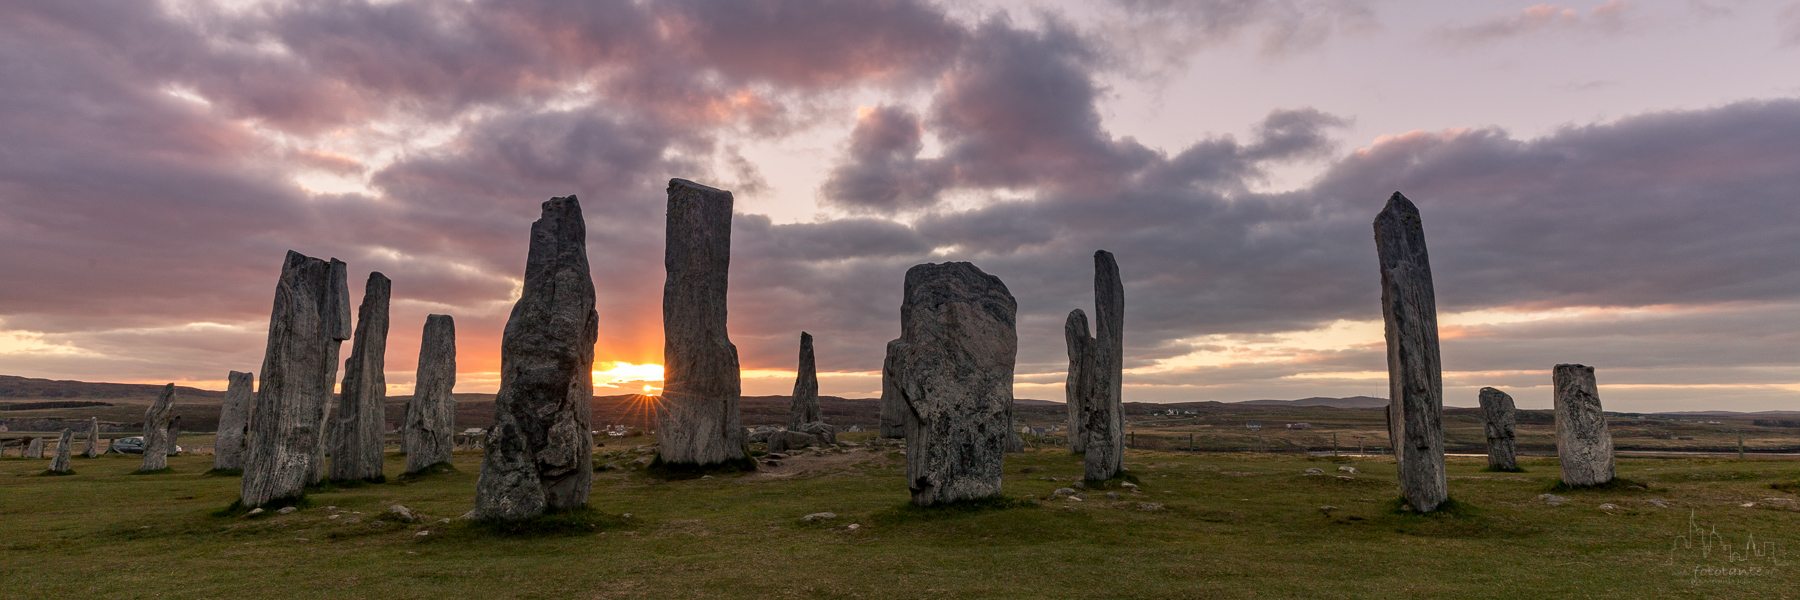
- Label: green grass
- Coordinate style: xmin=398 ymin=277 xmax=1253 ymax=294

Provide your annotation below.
xmin=2 ymin=448 xmax=1798 ymax=598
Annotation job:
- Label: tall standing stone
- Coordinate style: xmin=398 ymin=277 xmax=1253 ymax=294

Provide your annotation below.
xmin=140 ymin=383 xmax=176 ymax=472
xmin=879 ymin=339 xmax=906 ymax=439
xmin=83 ymin=416 xmax=101 ymax=458
xmin=48 ymin=429 xmax=74 ymax=474
xmin=1064 ymin=309 xmax=1096 ymax=454
xmin=1373 ymin=192 xmax=1448 ymax=512
xmin=213 ymin=371 xmax=254 ymax=471
xmin=330 ymin=273 xmax=391 ymax=482
xmin=656 ymin=179 xmax=747 ymax=468
xmin=789 ymin=332 xmax=820 ymax=429
xmin=894 ymin=262 xmax=1017 ymax=506
xmin=1478 ymin=387 xmax=1520 ymax=472
xmin=1554 ymin=364 xmax=1614 ymax=486
xmin=242 ymin=251 xmax=345 ymax=508
xmin=309 ymin=258 xmax=352 ymax=486
xmin=473 ymin=196 xmax=596 ymax=521
xmin=405 ymin=314 xmax=456 ymax=474
xmin=1084 ymin=251 xmax=1125 ymax=480
xmin=25 ymin=437 xmax=45 ymax=459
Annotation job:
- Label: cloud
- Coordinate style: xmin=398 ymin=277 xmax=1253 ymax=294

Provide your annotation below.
xmin=1439 ymin=1 xmax=1632 ymax=45
xmin=1107 ymin=0 xmax=1379 ymax=59
xmin=1781 ymin=3 xmax=1800 ymax=47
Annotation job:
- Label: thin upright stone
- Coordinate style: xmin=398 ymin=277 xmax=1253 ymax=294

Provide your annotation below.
xmin=140 ymin=383 xmax=176 ymax=472
xmin=1373 ymin=192 xmax=1448 ymax=512
xmin=214 ymin=371 xmax=254 ymax=471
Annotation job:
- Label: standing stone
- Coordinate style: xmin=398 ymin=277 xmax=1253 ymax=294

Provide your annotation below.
xmin=1373 ymin=192 xmax=1448 ymax=512
xmin=789 ymin=332 xmax=820 ymax=429
xmin=1083 ymin=250 xmax=1125 ymax=481
xmin=1478 ymin=387 xmax=1520 ymax=472
xmin=1554 ymin=364 xmax=1614 ymax=486
xmin=330 ymin=273 xmax=391 ymax=482
xmin=48 ymin=429 xmax=74 ymax=474
xmin=1065 ymin=310 xmax=1094 ymax=454
xmin=894 ymin=262 xmax=1017 ymax=506
xmin=25 ymin=437 xmax=45 ymax=459
xmin=140 ymin=383 xmax=176 ymax=472
xmin=242 ymin=251 xmax=346 ymax=508
xmin=311 ymin=258 xmax=352 ymax=485
xmin=878 ymin=339 xmax=906 ymax=438
xmin=213 ymin=371 xmax=254 ymax=471
xmin=84 ymin=416 xmax=101 ymax=458
xmin=656 ymin=179 xmax=747 ymax=468
xmin=405 ymin=314 xmax=456 ymax=474
xmin=473 ymin=196 xmax=596 ymax=521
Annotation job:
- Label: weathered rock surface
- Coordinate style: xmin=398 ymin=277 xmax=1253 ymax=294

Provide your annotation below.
xmin=656 ymin=179 xmax=747 ymax=468
xmin=242 ymin=251 xmax=347 ymax=508
xmin=214 ymin=371 xmax=254 ymax=471
xmin=1554 ymin=364 xmax=1614 ymax=486
xmin=893 ymin=262 xmax=1017 ymax=506
xmin=330 ymin=272 xmax=391 ymax=482
xmin=1478 ymin=387 xmax=1519 ymax=472
xmin=25 ymin=437 xmax=44 ymax=459
xmin=797 ymin=421 xmax=837 ymax=445
xmin=1083 ymin=250 xmax=1124 ymax=481
xmin=1064 ymin=309 xmax=1096 ymax=454
xmin=309 ymin=258 xmax=352 ymax=486
xmin=1374 ymin=192 xmax=1448 ymax=512
xmin=473 ymin=196 xmax=597 ymax=521
xmin=789 ymin=332 xmax=820 ymax=428
xmin=140 ymin=383 xmax=176 ymax=471
xmin=879 ymin=339 xmax=906 ymax=438
xmin=767 ymin=430 xmax=821 ymax=453
xmin=84 ymin=416 xmax=102 ymax=458
xmin=405 ymin=314 xmax=456 ymax=474
xmin=49 ymin=429 xmax=73 ymax=473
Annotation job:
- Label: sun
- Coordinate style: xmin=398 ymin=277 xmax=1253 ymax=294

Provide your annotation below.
xmin=641 ymin=383 xmax=660 ymax=395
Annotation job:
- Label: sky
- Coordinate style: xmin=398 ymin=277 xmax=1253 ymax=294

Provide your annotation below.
xmin=1 ymin=0 xmax=1797 ymax=412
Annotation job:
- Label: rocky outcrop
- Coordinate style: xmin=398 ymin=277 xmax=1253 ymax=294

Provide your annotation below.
xmin=1373 ymin=192 xmax=1447 ymax=512
xmin=214 ymin=371 xmax=254 ymax=471
xmin=1554 ymin=364 xmax=1614 ymax=486
xmin=48 ymin=429 xmax=73 ymax=474
xmin=879 ymin=339 xmax=906 ymax=438
xmin=1478 ymin=387 xmax=1519 ymax=472
xmin=767 ymin=430 xmax=821 ymax=453
xmin=473 ymin=196 xmax=597 ymax=521
xmin=893 ymin=262 xmax=1017 ymax=506
xmin=656 ymin=179 xmax=748 ymax=468
xmin=83 ymin=416 xmax=101 ymax=458
xmin=405 ymin=314 xmax=456 ymax=474
xmin=789 ymin=332 xmax=820 ymax=429
xmin=330 ymin=273 xmax=391 ymax=482
xmin=140 ymin=383 xmax=176 ymax=472
xmin=242 ymin=251 xmax=348 ymax=508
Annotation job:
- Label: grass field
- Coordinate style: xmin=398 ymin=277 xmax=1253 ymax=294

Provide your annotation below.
xmin=4 ymin=437 xmax=1798 ymax=599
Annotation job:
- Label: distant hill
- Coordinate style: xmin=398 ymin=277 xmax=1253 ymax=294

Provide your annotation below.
xmin=1235 ymin=396 xmax=1390 ymax=409
xmin=0 ymin=375 xmax=224 ymax=401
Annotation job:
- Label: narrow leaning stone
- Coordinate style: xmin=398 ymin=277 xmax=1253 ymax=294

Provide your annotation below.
xmin=1373 ymin=192 xmax=1448 ymax=512
xmin=656 ymin=179 xmax=747 ymax=468
xmin=1554 ymin=364 xmax=1614 ymax=486
xmin=310 ymin=258 xmax=352 ymax=486
xmin=405 ymin=314 xmax=456 ymax=474
xmin=895 ymin=262 xmax=1017 ymax=506
xmin=1083 ymin=250 xmax=1125 ymax=481
xmin=242 ymin=251 xmax=340 ymax=508
xmin=473 ymin=196 xmax=597 ymax=521
xmin=879 ymin=339 xmax=906 ymax=439
xmin=789 ymin=332 xmax=820 ymax=429
xmin=1064 ymin=309 xmax=1095 ymax=454
xmin=140 ymin=383 xmax=176 ymax=472
xmin=1478 ymin=387 xmax=1519 ymax=472
xmin=48 ymin=429 xmax=73 ymax=473
xmin=83 ymin=416 xmax=101 ymax=458
xmin=213 ymin=371 xmax=254 ymax=471
xmin=330 ymin=272 xmax=391 ymax=483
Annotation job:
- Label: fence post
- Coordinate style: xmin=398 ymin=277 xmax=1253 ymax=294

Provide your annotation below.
xmin=1332 ymin=432 xmax=1339 ymax=457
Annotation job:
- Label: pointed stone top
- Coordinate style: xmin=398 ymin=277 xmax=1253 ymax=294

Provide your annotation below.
xmin=1094 ymin=249 xmax=1115 ymax=262
xmin=366 ymin=271 xmax=391 ymax=286
xmin=1065 ymin=308 xmax=1090 ymax=335
xmin=669 ymin=178 xmax=729 ymax=196
xmin=800 ymin=331 xmax=812 ymax=343
xmin=1377 ymin=191 xmax=1420 ymax=221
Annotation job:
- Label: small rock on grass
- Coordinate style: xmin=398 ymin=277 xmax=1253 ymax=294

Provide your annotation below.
xmin=1136 ymin=503 xmax=1164 ymax=511
xmin=386 ymin=505 xmax=417 ymax=523
xmin=1538 ymin=493 xmax=1567 ymax=506
xmin=801 ymin=512 xmax=836 ymax=523
xmin=1646 ymin=498 xmax=1670 ymax=508
xmin=1304 ymin=468 xmax=1324 ymax=476
xmin=1338 ymin=466 xmax=1357 ymax=474
xmin=246 ymin=508 xmax=265 ymax=517
xmin=1052 ymin=488 xmax=1079 ymax=498
xmin=1598 ymin=503 xmax=1618 ymax=511
xmin=277 ymin=506 xmax=297 ymax=514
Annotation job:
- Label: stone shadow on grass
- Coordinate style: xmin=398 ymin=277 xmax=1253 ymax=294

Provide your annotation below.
xmin=458 ymin=506 xmax=633 ymax=538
